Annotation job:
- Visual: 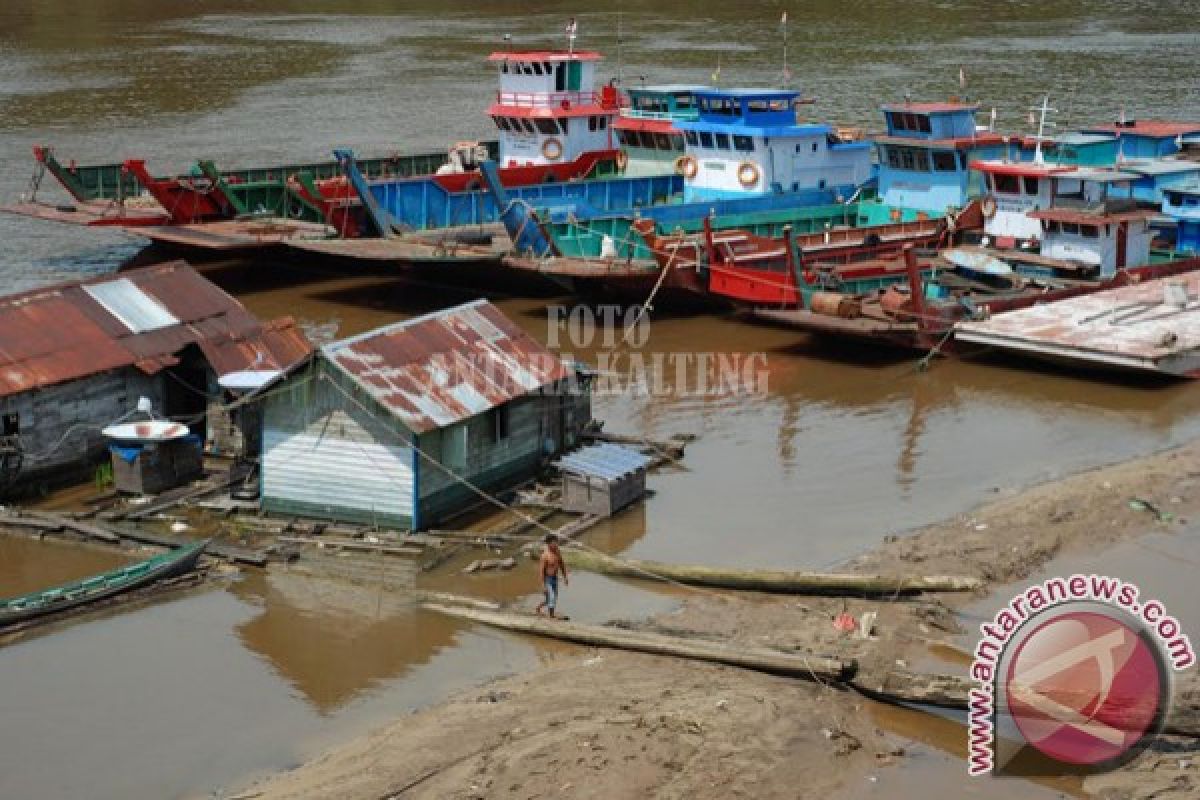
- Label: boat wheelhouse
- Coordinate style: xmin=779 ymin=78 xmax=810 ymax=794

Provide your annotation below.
xmin=488 ymin=49 xmax=619 ymax=168
xmin=1112 ymin=159 xmax=1200 ymax=205
xmin=614 ymin=84 xmax=708 ymax=177
xmin=1029 ymin=204 xmax=1154 ymax=277
xmin=971 ymin=161 xmax=1141 ymax=248
xmin=1163 ymin=185 xmax=1200 ymax=253
xmin=1081 ymin=119 xmax=1200 ymax=159
xmin=869 ymin=102 xmax=1006 ymax=218
xmin=674 ymin=89 xmax=872 ymax=202
xmin=1019 ymin=133 xmax=1118 ymax=166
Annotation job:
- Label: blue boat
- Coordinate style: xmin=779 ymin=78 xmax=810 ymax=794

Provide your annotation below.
xmin=1163 ymin=185 xmax=1200 ymax=253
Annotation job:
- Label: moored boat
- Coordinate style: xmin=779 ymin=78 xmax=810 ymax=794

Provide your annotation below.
xmin=0 ymin=539 xmax=208 ymax=629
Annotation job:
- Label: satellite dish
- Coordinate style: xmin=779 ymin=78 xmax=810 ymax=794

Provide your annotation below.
xmin=102 ymin=420 xmax=190 ymax=443
xmin=218 ymin=369 xmax=282 ymax=392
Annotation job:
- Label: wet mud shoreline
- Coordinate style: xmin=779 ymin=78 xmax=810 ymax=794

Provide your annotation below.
xmin=234 ymin=439 xmax=1200 ymax=800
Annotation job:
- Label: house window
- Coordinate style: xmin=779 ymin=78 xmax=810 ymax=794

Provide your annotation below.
xmin=1 ymin=412 xmax=17 ymax=436
xmin=733 ymin=135 xmax=754 ymax=152
xmin=490 ymin=405 xmax=510 ymax=443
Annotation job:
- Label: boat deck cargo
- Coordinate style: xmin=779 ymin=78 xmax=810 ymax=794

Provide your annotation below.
xmin=955 ymin=271 xmax=1200 ymax=377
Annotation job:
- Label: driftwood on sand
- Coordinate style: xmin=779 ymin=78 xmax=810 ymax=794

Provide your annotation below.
xmin=562 ymin=548 xmax=982 ymax=595
xmin=422 ymin=603 xmax=853 ymax=682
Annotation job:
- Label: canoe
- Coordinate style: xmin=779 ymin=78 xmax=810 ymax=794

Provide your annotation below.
xmin=0 ymin=539 xmax=208 ymax=628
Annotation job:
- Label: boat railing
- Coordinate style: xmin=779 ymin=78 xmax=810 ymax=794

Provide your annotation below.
xmin=620 ymin=109 xmax=701 ymax=122
xmin=495 ymin=90 xmax=603 ymax=109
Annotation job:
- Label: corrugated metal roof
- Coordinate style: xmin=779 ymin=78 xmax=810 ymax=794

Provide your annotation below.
xmin=82 ymin=278 xmax=179 ymax=333
xmin=555 ymin=443 xmax=651 ymax=481
xmin=0 ymin=262 xmax=313 ymax=397
xmin=322 ymin=299 xmax=570 ymax=434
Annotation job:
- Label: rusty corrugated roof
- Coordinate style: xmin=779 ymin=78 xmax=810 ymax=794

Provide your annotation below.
xmin=0 ymin=261 xmax=313 ymax=397
xmin=323 ymin=299 xmax=570 ymax=434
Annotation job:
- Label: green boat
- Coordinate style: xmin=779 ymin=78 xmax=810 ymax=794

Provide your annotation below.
xmin=0 ymin=539 xmax=208 ymax=629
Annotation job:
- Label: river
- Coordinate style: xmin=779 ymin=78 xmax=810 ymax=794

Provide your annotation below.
xmin=1 ymin=2 xmax=1199 ymax=797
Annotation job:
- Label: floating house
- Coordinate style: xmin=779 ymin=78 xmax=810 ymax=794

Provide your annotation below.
xmin=613 ymin=84 xmax=708 ymax=177
xmin=866 ymin=102 xmax=1007 ymax=219
xmin=1163 ymin=185 xmax=1200 ymax=253
xmin=0 ymin=263 xmax=311 ymax=494
xmin=674 ymin=89 xmax=872 ymax=202
xmin=488 ymin=49 xmax=619 ymax=168
xmin=260 ymin=300 xmax=592 ymax=530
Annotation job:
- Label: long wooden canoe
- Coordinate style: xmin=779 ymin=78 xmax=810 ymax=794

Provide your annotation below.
xmin=0 ymin=539 xmax=208 ymax=628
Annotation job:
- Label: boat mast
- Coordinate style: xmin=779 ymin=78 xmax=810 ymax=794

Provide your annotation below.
xmin=780 ymin=11 xmax=791 ymax=88
xmin=1030 ymin=95 xmax=1057 ymax=164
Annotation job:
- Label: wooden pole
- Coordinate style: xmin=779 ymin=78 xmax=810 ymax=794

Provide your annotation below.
xmin=562 ymin=548 xmax=981 ymax=595
xmin=422 ymin=603 xmax=853 ymax=682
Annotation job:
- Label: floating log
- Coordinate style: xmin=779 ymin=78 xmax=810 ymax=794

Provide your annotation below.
xmin=412 ymin=591 xmax=501 ymax=611
xmin=277 ymin=535 xmax=423 ymax=557
xmin=422 ymin=603 xmax=853 ymax=682
xmin=462 ymin=557 xmax=516 ymax=574
xmin=852 ymin=669 xmax=1200 ymax=737
xmin=562 ymin=548 xmax=981 ymax=595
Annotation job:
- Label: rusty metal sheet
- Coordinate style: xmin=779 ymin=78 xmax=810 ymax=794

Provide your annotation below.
xmin=324 ymin=299 xmax=570 ymax=433
xmin=956 ymin=271 xmax=1200 ymax=376
xmin=0 ymin=262 xmax=314 ymax=397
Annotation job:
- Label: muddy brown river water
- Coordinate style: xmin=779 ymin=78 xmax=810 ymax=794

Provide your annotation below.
xmin=1 ymin=2 xmax=1199 ymax=798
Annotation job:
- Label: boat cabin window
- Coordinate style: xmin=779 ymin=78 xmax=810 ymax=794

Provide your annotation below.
xmin=1081 ymin=224 xmax=1100 ymax=238
xmin=714 ymin=133 xmax=731 ymax=150
xmin=932 ymin=151 xmax=958 ymax=171
xmin=812 ymin=141 xmax=819 ymax=153
xmin=1054 ymin=178 xmax=1084 ymax=200
xmin=685 ymin=131 xmax=698 ymax=146
xmin=703 ymin=98 xmax=740 ymax=115
xmin=672 ymin=93 xmax=695 ymax=111
xmin=992 ymin=173 xmax=1020 ymax=194
xmin=521 ymin=118 xmax=536 ymax=134
xmin=889 ymin=112 xmax=933 ymax=134
xmin=554 ymin=63 xmax=566 ymax=91
xmin=535 ymin=118 xmax=559 ymax=135
xmin=588 ymin=116 xmax=598 ymax=131
xmin=531 ymin=62 xmax=543 ymax=75
xmin=637 ymin=131 xmax=655 ymax=149
xmin=733 ymin=134 xmax=755 ymax=152
xmin=1022 ymin=176 xmax=1039 ymax=195
xmin=1062 ymin=222 xmax=1080 ymax=235
xmin=558 ymin=119 xmax=570 ymax=134
xmin=699 ymin=131 xmax=714 ymax=148
xmin=1043 ymin=220 xmax=1060 ymax=233
xmin=670 ymin=133 xmax=685 ymax=150
xmin=494 ymin=117 xmax=510 ymax=131
xmin=655 ymin=132 xmax=672 ymax=149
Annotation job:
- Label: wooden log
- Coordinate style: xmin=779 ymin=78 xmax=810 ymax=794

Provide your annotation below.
xmin=422 ymin=603 xmax=853 ymax=682
xmin=0 ymin=514 xmax=66 ymax=533
xmin=562 ymin=548 xmax=981 ymax=595
xmin=852 ymin=669 xmax=1200 ymax=737
xmin=20 ymin=512 xmax=120 ymax=543
xmin=462 ymin=557 xmax=516 ymax=574
xmin=412 ymin=591 xmax=501 ymax=611
xmin=276 ymin=535 xmax=423 ymax=557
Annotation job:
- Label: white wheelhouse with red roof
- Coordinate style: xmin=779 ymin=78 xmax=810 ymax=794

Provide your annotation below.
xmin=488 ymin=50 xmax=619 ymax=169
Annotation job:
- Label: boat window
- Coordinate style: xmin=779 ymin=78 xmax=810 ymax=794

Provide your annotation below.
xmin=557 ymin=118 xmax=569 ymax=134
xmin=733 ymin=135 xmax=754 ymax=152
xmin=599 ymin=116 xmax=607 ymax=130
xmin=656 ymin=132 xmax=673 ymax=150
xmin=900 ymin=149 xmax=916 ymax=171
xmin=1062 ymin=222 xmax=1080 ymax=235
xmin=1044 ymin=220 xmax=1060 ymax=233
xmin=714 ymin=133 xmax=731 ymax=150
xmin=500 ymin=62 xmax=509 ymax=74
xmin=884 ymin=147 xmax=902 ymax=169
xmin=543 ymin=62 xmax=552 ymax=75
xmin=770 ymin=99 xmax=789 ymax=112
xmin=1054 ymin=177 xmax=1084 ymax=199
xmin=588 ymin=116 xmax=598 ymax=132
xmin=531 ymin=62 xmax=543 ymax=75
xmin=932 ymin=151 xmax=958 ymax=171
xmin=670 ymin=134 xmax=685 ymax=151
xmin=747 ymin=100 xmax=768 ymax=113
xmin=812 ymin=141 xmax=819 ymax=153
xmin=699 ymin=131 xmax=714 ymax=149
xmin=1022 ymin=176 xmax=1039 ymax=195
xmin=494 ymin=117 xmax=509 ymax=131
xmin=913 ymin=150 xmax=930 ymax=171
xmin=685 ymin=130 xmax=698 ymax=146
xmin=521 ymin=118 xmax=537 ymax=134
xmin=536 ymin=118 xmax=559 ymax=135
xmin=673 ymin=93 xmax=695 ymax=111
xmin=1081 ymin=225 xmax=1099 ymax=238
xmin=994 ymin=173 xmax=1020 ymax=194
xmin=615 ymin=130 xmax=629 ymax=146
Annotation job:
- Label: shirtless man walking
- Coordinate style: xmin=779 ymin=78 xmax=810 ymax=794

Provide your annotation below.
xmin=535 ymin=533 xmax=569 ymax=618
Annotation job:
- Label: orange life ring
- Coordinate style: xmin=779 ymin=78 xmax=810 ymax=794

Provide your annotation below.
xmin=676 ymin=155 xmax=698 ymax=180
xmin=737 ymin=161 xmax=760 ymax=188
xmin=615 ymin=150 xmax=629 ymax=171
xmin=981 ymin=194 xmax=998 ymax=218
xmin=542 ymin=137 xmax=563 ymax=161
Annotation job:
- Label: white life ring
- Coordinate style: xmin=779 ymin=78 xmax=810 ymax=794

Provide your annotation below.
xmin=737 ymin=161 xmax=760 ymax=188
xmin=542 ymin=138 xmax=563 ymax=161
xmin=676 ymin=155 xmax=698 ymax=180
